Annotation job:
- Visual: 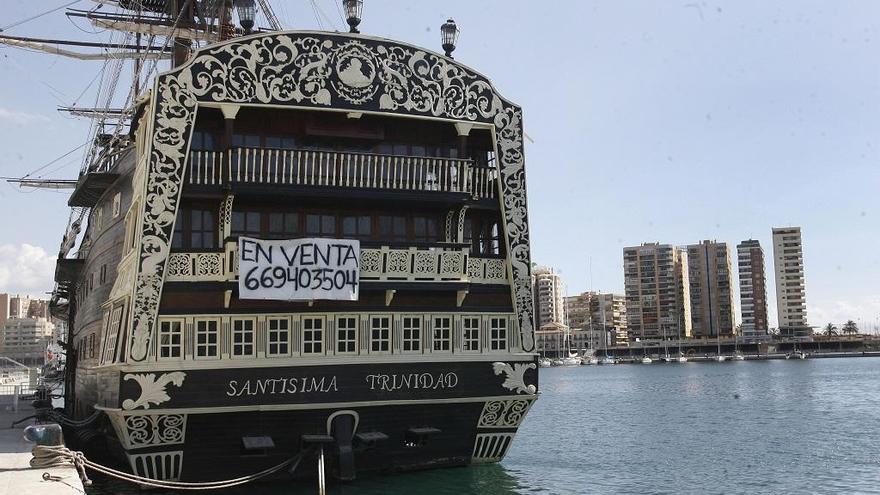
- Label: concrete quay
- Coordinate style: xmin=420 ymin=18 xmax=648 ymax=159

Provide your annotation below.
xmin=0 ymin=402 xmax=85 ymax=495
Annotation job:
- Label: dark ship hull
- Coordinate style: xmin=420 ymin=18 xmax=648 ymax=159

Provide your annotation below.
xmin=58 ymin=29 xmax=539 ymax=483
xmin=92 ymin=359 xmax=537 ymax=481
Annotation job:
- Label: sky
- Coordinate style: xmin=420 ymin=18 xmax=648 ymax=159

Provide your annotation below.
xmin=1 ymin=1 xmax=879 ymax=331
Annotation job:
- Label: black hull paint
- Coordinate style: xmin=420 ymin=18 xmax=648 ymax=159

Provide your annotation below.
xmin=177 ymin=402 xmax=485 ymax=481
xmin=90 ymin=359 xmax=538 ymax=482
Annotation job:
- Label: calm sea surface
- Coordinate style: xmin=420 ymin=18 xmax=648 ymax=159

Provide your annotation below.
xmin=92 ymin=358 xmax=880 ymax=494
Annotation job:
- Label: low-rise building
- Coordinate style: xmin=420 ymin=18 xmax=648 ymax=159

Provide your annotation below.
xmin=535 ymin=321 xmax=571 ymax=356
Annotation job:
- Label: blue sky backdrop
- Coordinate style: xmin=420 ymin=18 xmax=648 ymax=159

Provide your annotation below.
xmin=1 ymin=1 xmax=878 ymax=330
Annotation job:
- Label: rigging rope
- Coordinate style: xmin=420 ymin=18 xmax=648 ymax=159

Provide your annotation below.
xmin=20 ymin=142 xmax=88 ymax=180
xmin=31 ymin=445 xmax=309 ymax=490
xmin=0 ymin=1 xmax=82 ymax=33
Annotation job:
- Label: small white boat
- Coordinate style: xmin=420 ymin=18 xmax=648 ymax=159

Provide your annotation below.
xmin=562 ymin=356 xmax=582 ymax=367
xmin=733 ymin=353 xmax=745 ymax=361
xmin=675 ymin=356 xmax=688 ymax=363
xmin=551 ymin=358 xmax=564 ymax=367
xmin=641 ymin=357 xmax=653 ymax=364
xmin=587 ymin=357 xmax=600 ymax=365
xmin=714 ymin=355 xmax=726 ymax=362
xmin=599 ymin=357 xmax=616 ymax=365
xmin=538 ymin=357 xmax=553 ymax=368
xmin=786 ymin=351 xmax=807 ymax=360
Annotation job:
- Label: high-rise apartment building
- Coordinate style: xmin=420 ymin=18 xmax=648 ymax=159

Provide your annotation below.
xmin=564 ymin=292 xmax=592 ymax=330
xmin=772 ymin=227 xmax=810 ymax=336
xmin=0 ymin=293 xmax=9 ymax=331
xmin=0 ymin=317 xmax=54 ymax=366
xmin=590 ymin=292 xmax=628 ymax=346
xmin=687 ymin=240 xmax=736 ymax=338
xmin=532 ymin=266 xmax=566 ymax=329
xmin=737 ymin=239 xmax=769 ymax=338
xmin=623 ymin=243 xmax=691 ymax=341
xmin=564 ymin=291 xmax=628 ymax=347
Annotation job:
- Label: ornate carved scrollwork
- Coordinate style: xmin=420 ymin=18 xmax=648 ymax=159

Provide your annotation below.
xmin=478 ymin=399 xmax=534 ymax=428
xmin=129 ymin=32 xmax=535 ymax=361
xmin=125 ymin=413 xmax=187 ymax=448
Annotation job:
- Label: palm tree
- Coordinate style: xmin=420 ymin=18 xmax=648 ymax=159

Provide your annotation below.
xmin=842 ymin=320 xmax=859 ymax=335
xmin=823 ymin=323 xmax=838 ymax=336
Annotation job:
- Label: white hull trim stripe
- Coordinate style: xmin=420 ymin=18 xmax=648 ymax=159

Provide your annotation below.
xmin=96 ymin=394 xmax=538 ymax=416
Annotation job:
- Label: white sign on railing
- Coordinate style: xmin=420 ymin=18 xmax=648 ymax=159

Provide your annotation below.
xmin=238 ymin=237 xmax=360 ymax=301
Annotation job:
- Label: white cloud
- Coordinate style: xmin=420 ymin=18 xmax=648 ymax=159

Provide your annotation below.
xmin=0 ymin=107 xmax=52 ymax=125
xmin=0 ymin=244 xmax=55 ymax=297
xmin=811 ymin=295 xmax=880 ymax=333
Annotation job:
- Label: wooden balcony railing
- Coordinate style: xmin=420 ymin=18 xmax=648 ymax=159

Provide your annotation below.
xmin=165 ymin=244 xmax=508 ymax=285
xmin=187 ymin=148 xmax=496 ymax=199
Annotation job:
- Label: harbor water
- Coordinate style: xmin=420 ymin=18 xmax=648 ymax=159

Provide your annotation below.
xmin=90 ymin=357 xmax=880 ymax=494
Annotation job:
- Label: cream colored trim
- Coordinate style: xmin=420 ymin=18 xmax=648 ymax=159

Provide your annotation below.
xmin=108 ymin=351 xmax=536 ymax=373
xmin=197 ymin=99 xmax=497 ymax=131
xmin=219 ymin=104 xmax=240 ymax=120
xmin=96 ymin=394 xmax=538 ymax=415
xmin=454 ymin=122 xmax=474 ymax=136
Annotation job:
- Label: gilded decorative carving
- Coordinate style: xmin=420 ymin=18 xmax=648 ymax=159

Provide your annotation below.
xmin=492 ymin=362 xmax=536 ymax=395
xmin=125 ymin=413 xmax=187 ymax=448
xmin=129 ymin=32 xmax=535 ymax=361
xmin=360 ymin=249 xmax=382 ymax=274
xmin=478 ymin=399 xmax=534 ymax=428
xmin=412 ymin=251 xmax=437 ymax=275
xmin=122 ymin=372 xmax=187 ymax=410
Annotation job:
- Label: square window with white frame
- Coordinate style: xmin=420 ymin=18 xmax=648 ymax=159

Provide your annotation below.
xmin=462 ymin=316 xmax=480 ymax=352
xmin=158 ymin=319 xmax=183 ymax=360
xmin=432 ymin=316 xmax=452 ymax=352
xmin=336 ymin=316 xmax=358 ymax=354
xmin=302 ymin=317 xmax=324 ymax=355
xmin=232 ymin=318 xmax=255 ymax=357
xmin=490 ymin=317 xmax=508 ymax=351
xmin=195 ymin=319 xmax=220 ymax=359
xmin=370 ymin=316 xmax=391 ymax=353
xmin=402 ymin=316 xmax=422 ymax=352
xmin=267 ymin=317 xmax=291 ymax=356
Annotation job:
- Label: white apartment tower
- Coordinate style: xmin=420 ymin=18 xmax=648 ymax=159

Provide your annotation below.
xmin=772 ymin=227 xmax=810 ymax=336
xmin=623 ymin=243 xmax=691 ymax=341
xmin=532 ymin=266 xmax=566 ymax=329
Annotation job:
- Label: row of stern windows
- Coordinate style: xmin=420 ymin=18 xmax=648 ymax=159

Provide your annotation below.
xmin=156 ymin=313 xmax=514 ymax=361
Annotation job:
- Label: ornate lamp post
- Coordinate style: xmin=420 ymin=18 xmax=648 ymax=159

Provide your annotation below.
xmin=343 ymin=0 xmax=363 ymax=33
xmin=441 ymin=18 xmax=459 ymax=58
xmin=235 ymin=0 xmax=256 ymax=34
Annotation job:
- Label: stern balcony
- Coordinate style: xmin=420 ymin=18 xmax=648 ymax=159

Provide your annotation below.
xmin=186 ymin=148 xmax=497 ymax=200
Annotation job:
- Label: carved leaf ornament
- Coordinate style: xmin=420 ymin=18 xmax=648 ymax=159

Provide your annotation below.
xmin=129 ymin=32 xmax=536 ymax=361
xmin=122 ymin=372 xmax=187 ymax=410
xmin=492 ymin=362 xmax=536 ymax=395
